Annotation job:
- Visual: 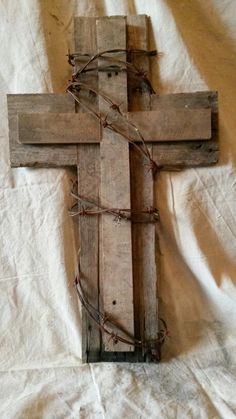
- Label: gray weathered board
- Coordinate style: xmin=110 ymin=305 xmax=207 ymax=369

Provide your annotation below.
xmin=7 ymin=15 xmax=219 ymax=363
xmin=8 ymin=90 xmax=218 ymax=168
xmin=18 ymin=108 xmax=211 ymax=144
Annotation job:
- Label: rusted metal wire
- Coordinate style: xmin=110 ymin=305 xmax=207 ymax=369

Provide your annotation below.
xmin=70 ymin=192 xmax=159 ymax=224
xmin=69 ymin=47 xmax=169 ymax=359
xmin=66 ymin=81 xmax=160 ymax=177
xmin=75 ymin=266 xmax=169 ymax=353
xmin=68 ymin=48 xmax=158 ymax=95
xmin=67 ymin=48 xmax=161 ymax=176
xmin=68 ymin=48 xmax=158 ymax=65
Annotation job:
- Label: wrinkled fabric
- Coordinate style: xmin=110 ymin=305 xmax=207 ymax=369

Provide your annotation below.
xmin=0 ymin=0 xmax=235 ymax=418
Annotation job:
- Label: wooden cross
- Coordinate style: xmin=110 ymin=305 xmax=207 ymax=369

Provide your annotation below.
xmin=7 ymin=16 xmax=218 ymax=363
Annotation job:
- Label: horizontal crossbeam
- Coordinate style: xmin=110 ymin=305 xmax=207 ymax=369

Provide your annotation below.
xmin=18 ymin=108 xmax=211 ymax=144
xmin=7 ymin=91 xmax=218 ymax=168
xmin=18 ymin=112 xmax=100 ymax=144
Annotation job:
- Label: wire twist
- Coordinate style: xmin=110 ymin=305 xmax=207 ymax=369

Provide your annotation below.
xmin=70 ymin=192 xmax=159 ymax=224
xmin=69 ymin=47 xmax=169 ymax=360
xmin=75 ymin=267 xmax=169 ymax=353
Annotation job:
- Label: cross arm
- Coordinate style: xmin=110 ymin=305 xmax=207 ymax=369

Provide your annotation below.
xmin=18 ymin=108 xmax=212 ymax=145
xmin=7 ymin=91 xmax=218 ymax=168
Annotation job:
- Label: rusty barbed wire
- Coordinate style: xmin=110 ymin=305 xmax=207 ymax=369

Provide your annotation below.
xmin=69 ymin=47 xmax=169 ymax=359
xmin=75 ymin=265 xmax=169 ymax=353
xmin=67 ymin=48 xmax=162 ymax=176
xmin=68 ymin=48 xmax=159 ymax=94
xmin=66 ymin=81 xmax=161 ymax=177
xmin=68 ymin=48 xmax=158 ymax=66
xmin=69 ymin=191 xmax=159 ymax=224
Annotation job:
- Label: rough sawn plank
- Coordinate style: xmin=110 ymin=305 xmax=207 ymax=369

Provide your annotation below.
xmin=7 ymin=94 xmax=76 ymax=167
xmin=74 ymin=16 xmax=101 ymax=362
xmin=127 ymin=14 xmax=159 ymax=361
xmin=18 ymin=112 xmax=100 ymax=144
xmin=18 ymin=108 xmax=211 ymax=144
xmin=97 ymin=16 xmax=135 ymax=352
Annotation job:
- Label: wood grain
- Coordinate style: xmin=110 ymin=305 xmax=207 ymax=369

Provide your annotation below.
xmin=8 ymin=91 xmax=218 ymax=167
xmin=18 ymin=107 xmax=211 ymax=145
xmin=128 ymin=108 xmax=211 ymax=141
xmin=151 ymin=91 xmax=218 ymax=167
xmin=97 ymin=16 xmax=134 ymax=352
xmin=18 ymin=112 xmax=100 ymax=144
xmin=151 ymin=91 xmax=218 ymax=115
xmin=74 ymin=16 xmax=101 ymax=362
xmin=7 ymin=94 xmax=77 ymax=167
xmin=127 ymin=14 xmax=159 ymax=360
xmin=152 ymin=140 xmax=218 ymax=167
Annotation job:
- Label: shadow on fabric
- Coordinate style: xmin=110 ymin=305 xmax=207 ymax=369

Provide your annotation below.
xmin=190 ymin=172 xmax=236 ymax=289
xmin=157 ymin=165 xmax=236 ymax=361
xmin=156 ymin=175 xmax=211 ymax=361
xmin=165 ymin=0 xmax=236 ymax=165
xmin=38 ymin=0 xmax=107 ymax=92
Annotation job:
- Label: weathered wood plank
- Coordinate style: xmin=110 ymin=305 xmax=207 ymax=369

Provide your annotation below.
xmin=127 ymin=14 xmax=159 ymax=361
xmin=77 ymin=144 xmax=100 ymax=363
xmin=151 ymin=91 xmax=218 ymax=132
xmin=127 ymin=108 xmax=211 ymax=141
xmin=9 ymin=90 xmax=218 ymax=168
xmin=7 ymin=94 xmax=77 ymax=167
xmin=74 ymin=16 xmax=101 ymax=362
xmin=18 ymin=112 xmax=100 ymax=144
xmin=97 ymin=16 xmax=134 ymax=352
xmin=19 ymin=107 xmax=211 ymax=144
xmin=152 ymin=140 xmax=218 ymax=167
xmin=127 ymin=15 xmax=150 ymax=111
xmin=151 ymin=91 xmax=218 ymax=167
xmin=151 ymin=91 xmax=218 ymax=114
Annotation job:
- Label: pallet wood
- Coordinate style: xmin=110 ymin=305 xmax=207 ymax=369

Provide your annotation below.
xmin=74 ymin=17 xmax=101 ymax=363
xmin=151 ymin=91 xmax=218 ymax=167
xmin=151 ymin=90 xmax=218 ymax=114
xmin=74 ymin=14 xmax=162 ymax=362
xmin=8 ymin=99 xmax=218 ymax=168
xmin=19 ymin=108 xmax=211 ymax=144
xmin=7 ymin=92 xmax=218 ymax=167
xmin=18 ymin=112 xmax=100 ymax=144
xmin=97 ymin=16 xmax=134 ymax=352
xmin=7 ymin=94 xmax=76 ymax=167
xmin=127 ymin=14 xmax=159 ymax=360
xmin=127 ymin=108 xmax=211 ymax=141
xmin=152 ymin=140 xmax=218 ymax=167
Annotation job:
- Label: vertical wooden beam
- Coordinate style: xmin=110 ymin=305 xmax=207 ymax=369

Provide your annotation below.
xmin=97 ymin=17 xmax=134 ymax=352
xmin=74 ymin=17 xmax=101 ymax=362
xmin=74 ymin=15 xmax=160 ymax=361
xmin=127 ymin=15 xmax=159 ymax=360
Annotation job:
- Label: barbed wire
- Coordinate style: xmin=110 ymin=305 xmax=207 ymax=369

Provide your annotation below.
xmin=67 ymin=81 xmax=161 ymax=177
xmin=69 ymin=191 xmax=159 ymax=224
xmin=69 ymin=47 xmax=169 ymax=360
xmin=68 ymin=48 xmax=159 ymax=94
xmin=75 ymin=264 xmax=169 ymax=352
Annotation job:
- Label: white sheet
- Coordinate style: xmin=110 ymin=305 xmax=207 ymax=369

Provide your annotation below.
xmin=0 ymin=0 xmax=236 ymax=417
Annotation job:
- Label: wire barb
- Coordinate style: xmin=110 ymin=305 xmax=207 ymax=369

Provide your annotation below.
xmin=69 ymin=48 xmax=159 ymax=94
xmin=75 ymin=268 xmax=169 ymax=356
xmin=69 ymin=47 xmax=168 ymax=359
xmin=67 ymin=46 xmax=161 ymax=174
xmin=67 ymin=80 xmax=161 ymax=178
xmin=69 ymin=192 xmax=159 ymax=224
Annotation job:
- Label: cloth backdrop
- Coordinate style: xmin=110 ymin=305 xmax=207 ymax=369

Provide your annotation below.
xmin=0 ymin=0 xmax=236 ymax=417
